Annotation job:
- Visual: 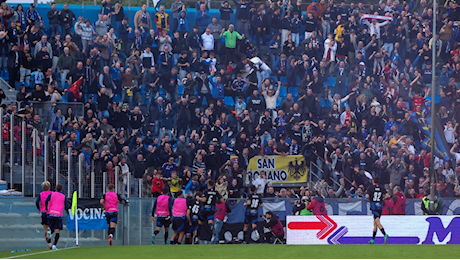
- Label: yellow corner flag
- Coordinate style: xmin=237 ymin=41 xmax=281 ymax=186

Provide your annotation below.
xmin=72 ymin=191 xmax=77 ymax=215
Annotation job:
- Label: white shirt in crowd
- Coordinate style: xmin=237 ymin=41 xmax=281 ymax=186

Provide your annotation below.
xmin=250 ymin=57 xmax=271 ymax=72
xmin=253 ymin=176 xmax=271 ymax=194
xmin=119 ymin=162 xmax=130 ymax=184
xmin=444 ymin=126 xmax=455 ymax=144
xmin=201 ymin=33 xmax=214 ymax=51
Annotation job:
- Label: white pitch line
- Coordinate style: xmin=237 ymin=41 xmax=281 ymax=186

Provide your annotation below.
xmin=4 ymin=247 xmax=77 ymax=259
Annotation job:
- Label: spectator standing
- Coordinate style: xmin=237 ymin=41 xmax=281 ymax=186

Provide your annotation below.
xmin=170 ymin=0 xmax=184 ymax=33
xmin=232 ymin=0 xmax=254 ymax=35
xmin=134 ymin=4 xmax=152 ymax=31
xmin=195 ymin=4 xmax=210 ymax=34
xmin=219 ymin=1 xmax=233 ymax=30
xmin=25 ymin=4 xmax=40 ymax=27
xmin=220 ymin=25 xmax=242 ymax=64
xmin=59 ymin=4 xmax=75 ymax=37
xmin=47 ymin=3 xmax=59 ymax=38
xmin=154 ymin=6 xmax=170 ymax=36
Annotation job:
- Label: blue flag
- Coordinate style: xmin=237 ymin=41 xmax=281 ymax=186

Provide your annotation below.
xmin=410 ymin=112 xmax=454 ymax=162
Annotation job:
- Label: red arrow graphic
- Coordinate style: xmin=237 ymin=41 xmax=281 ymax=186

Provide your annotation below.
xmin=288 ymin=215 xmax=337 ymax=239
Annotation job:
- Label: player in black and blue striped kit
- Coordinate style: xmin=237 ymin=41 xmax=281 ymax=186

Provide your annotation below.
xmin=366 ymin=177 xmax=389 ymax=245
xmin=242 ymin=185 xmax=263 ymax=243
xmin=197 ymin=180 xmax=224 ymax=236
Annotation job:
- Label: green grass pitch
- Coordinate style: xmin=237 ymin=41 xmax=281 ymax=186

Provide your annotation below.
xmin=1 ymin=244 xmax=460 ymax=259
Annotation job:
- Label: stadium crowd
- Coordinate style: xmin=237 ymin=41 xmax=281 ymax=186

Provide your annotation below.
xmin=1 ymin=0 xmax=460 ymax=201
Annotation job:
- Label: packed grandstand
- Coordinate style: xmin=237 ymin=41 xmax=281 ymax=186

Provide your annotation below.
xmin=0 ymin=0 xmax=460 ymax=204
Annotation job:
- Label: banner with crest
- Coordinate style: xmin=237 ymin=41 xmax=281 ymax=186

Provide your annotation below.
xmin=246 ymin=156 xmax=309 ymax=186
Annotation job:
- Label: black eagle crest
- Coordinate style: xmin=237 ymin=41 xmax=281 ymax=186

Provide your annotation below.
xmin=288 ymin=158 xmax=308 ymax=180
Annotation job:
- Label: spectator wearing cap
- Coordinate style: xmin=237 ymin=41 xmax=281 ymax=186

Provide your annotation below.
xmin=26 ymin=3 xmax=40 ymax=27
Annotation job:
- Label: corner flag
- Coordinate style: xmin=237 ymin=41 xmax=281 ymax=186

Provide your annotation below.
xmin=72 ymin=191 xmax=79 ymax=247
xmin=72 ymin=191 xmax=77 ymax=215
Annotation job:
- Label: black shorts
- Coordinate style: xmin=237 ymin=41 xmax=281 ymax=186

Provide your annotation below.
xmin=244 ymin=209 xmax=258 ymax=224
xmin=105 ymin=212 xmax=118 ymax=225
xmin=199 ymin=207 xmax=215 ymax=222
xmin=47 ymin=215 xmax=63 ymax=231
xmin=370 ymin=202 xmax=383 ymax=219
xmin=372 ymin=210 xmax=382 ymax=219
xmin=41 ymin=212 xmax=48 ymax=225
xmin=172 ymin=217 xmax=186 ymax=232
xmin=186 ymin=218 xmax=199 ymax=234
xmin=156 ymin=216 xmax=171 ymax=227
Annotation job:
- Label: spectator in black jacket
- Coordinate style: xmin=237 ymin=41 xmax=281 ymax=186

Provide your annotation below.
xmin=31 ymin=83 xmax=49 ymax=102
xmin=59 ymin=4 xmax=75 ymax=37
xmin=128 ymin=151 xmax=148 ymax=197
xmin=47 ymin=3 xmax=59 ymax=38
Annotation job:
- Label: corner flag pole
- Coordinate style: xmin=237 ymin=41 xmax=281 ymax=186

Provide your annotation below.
xmin=429 ymin=0 xmax=437 ymax=212
xmin=72 ymin=191 xmax=79 ymax=247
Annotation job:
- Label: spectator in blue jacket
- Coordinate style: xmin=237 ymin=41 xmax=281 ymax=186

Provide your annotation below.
xmin=195 ymin=4 xmax=210 ymax=34
xmin=210 ymin=73 xmax=225 ymax=100
xmin=184 ymin=175 xmax=200 ymax=196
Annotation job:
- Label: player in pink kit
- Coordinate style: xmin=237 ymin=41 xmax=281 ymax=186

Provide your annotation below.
xmin=150 ymin=188 xmax=173 ymax=244
xmin=45 ymin=184 xmax=70 ymax=250
xmin=35 ymin=181 xmax=53 ymax=246
xmin=170 ymin=191 xmax=187 ymax=245
xmin=100 ymin=184 xmax=125 ymax=246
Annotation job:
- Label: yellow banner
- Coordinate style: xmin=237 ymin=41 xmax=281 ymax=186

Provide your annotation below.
xmin=246 ymin=155 xmax=309 ymax=185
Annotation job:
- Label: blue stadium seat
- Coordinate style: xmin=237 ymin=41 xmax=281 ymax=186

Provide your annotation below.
xmin=279 ymin=87 xmax=287 ymax=97
xmin=288 ymin=87 xmax=298 ymax=97
xmin=178 ymin=85 xmax=184 ymax=95
xmin=327 ymin=77 xmax=336 ymax=87
xmin=2 ymin=70 xmax=8 ymax=81
xmin=280 ymin=76 xmax=287 ymax=85
xmin=276 ymin=97 xmax=283 ymax=107
xmin=224 ymin=96 xmax=235 ymax=107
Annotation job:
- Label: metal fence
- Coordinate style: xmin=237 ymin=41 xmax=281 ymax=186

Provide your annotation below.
xmin=0 ymin=106 xmax=146 ymax=198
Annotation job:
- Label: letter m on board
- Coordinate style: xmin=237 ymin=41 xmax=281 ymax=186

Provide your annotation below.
xmin=422 ymin=217 xmax=460 ymax=244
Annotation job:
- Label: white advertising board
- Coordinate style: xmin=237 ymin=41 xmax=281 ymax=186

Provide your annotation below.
xmin=286 ymin=215 xmax=460 ymax=245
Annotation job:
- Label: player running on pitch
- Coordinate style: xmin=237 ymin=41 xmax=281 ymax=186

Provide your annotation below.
xmin=151 ymin=188 xmax=173 ymax=244
xmin=366 ymin=177 xmax=389 ymax=244
xmin=186 ymin=191 xmax=202 ymax=244
xmin=100 ymin=184 xmax=126 ymax=246
xmin=35 ymin=181 xmax=53 ymax=246
xmin=45 ymin=184 xmax=70 ymax=250
xmin=170 ymin=191 xmax=187 ymax=245
xmin=197 ymin=180 xmax=224 ymax=238
xmin=242 ymin=185 xmax=264 ymax=243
